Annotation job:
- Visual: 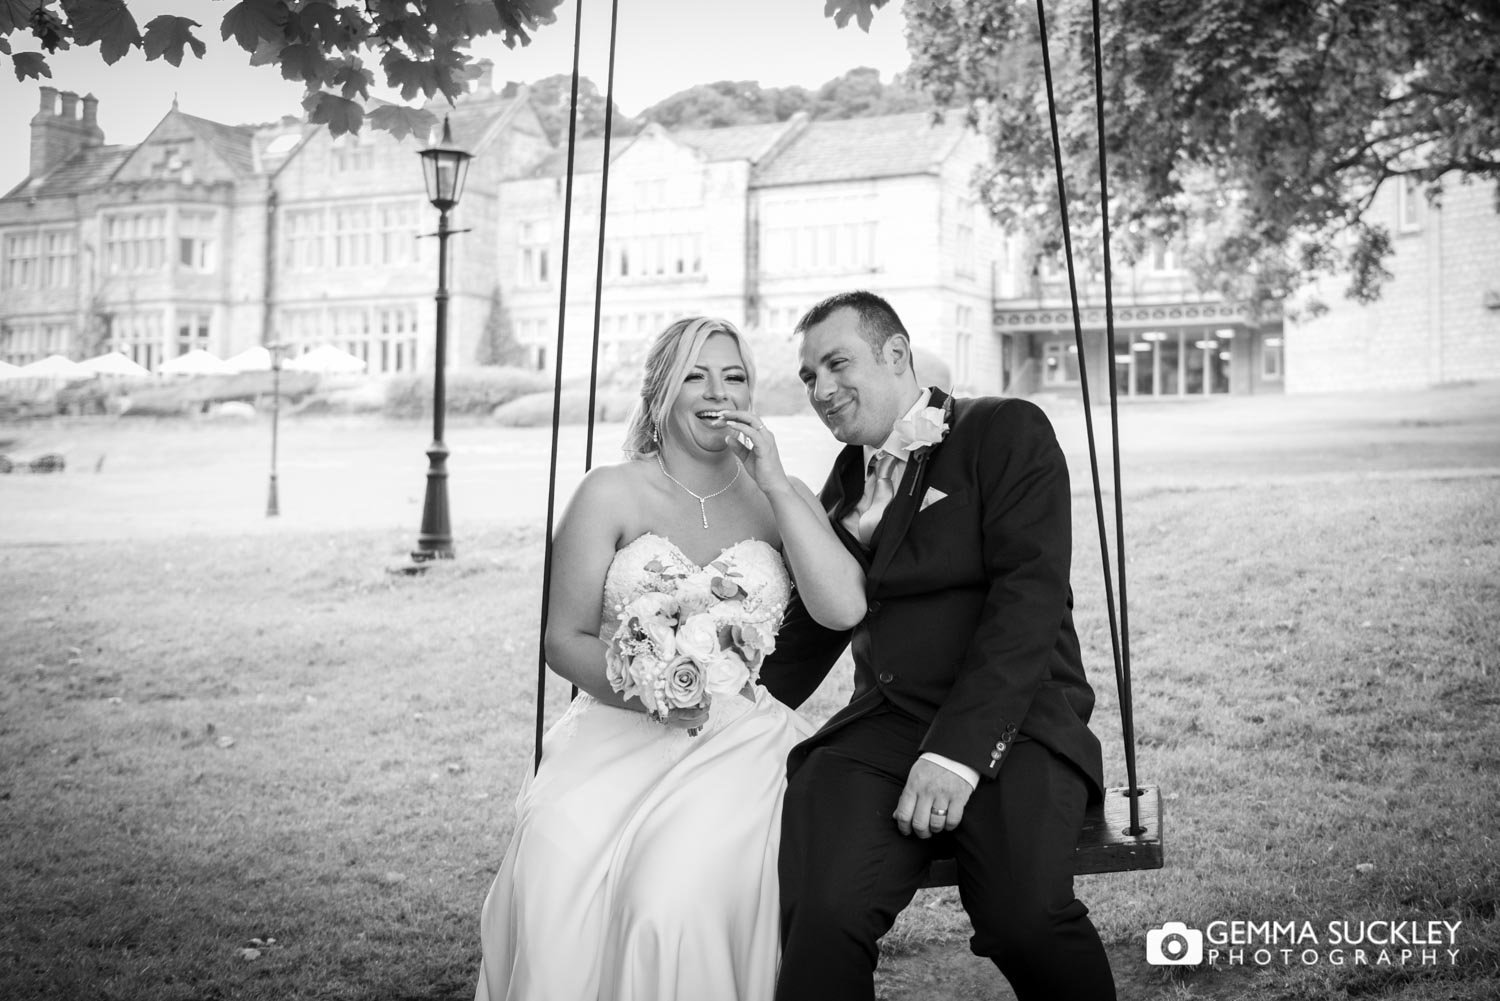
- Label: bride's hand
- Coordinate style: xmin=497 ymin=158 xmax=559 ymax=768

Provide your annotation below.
xmin=719 ymin=410 xmax=791 ymax=495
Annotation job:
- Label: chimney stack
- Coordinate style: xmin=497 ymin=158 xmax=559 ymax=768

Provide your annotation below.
xmin=29 ymin=86 xmax=105 ymax=178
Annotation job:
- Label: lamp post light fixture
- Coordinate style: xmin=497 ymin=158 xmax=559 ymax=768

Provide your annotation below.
xmin=411 ymin=116 xmax=472 ymax=561
xmin=266 ymin=341 xmax=286 ymax=517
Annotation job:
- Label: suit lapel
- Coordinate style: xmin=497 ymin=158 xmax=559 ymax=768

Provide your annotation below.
xmin=866 ymin=387 xmax=953 ymax=587
xmin=828 ymin=445 xmax=866 ymax=522
xmin=823 ymin=445 xmax=871 ymax=570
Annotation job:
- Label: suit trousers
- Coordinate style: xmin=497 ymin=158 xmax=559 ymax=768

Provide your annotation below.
xmin=775 ymin=703 xmax=1116 ymax=1001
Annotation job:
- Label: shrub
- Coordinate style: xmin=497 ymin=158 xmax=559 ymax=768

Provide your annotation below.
xmin=490 ymin=388 xmax=636 ymax=427
xmin=383 ymin=366 xmax=550 ymax=418
xmin=120 ymin=372 xmax=319 ymax=417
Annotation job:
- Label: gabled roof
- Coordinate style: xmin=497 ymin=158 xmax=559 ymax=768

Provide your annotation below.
xmin=441 ymin=93 xmax=529 ymax=153
xmin=750 ymin=112 xmax=968 ymax=188
xmin=4 ymin=144 xmax=132 ymax=200
xmin=174 ymin=111 xmax=257 ymax=176
xmin=673 ymin=121 xmax=799 ymax=163
xmin=530 ymin=136 xmax=635 ymax=179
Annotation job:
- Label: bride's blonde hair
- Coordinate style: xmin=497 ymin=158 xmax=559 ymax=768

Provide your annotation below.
xmin=623 ymin=317 xmax=757 ymax=458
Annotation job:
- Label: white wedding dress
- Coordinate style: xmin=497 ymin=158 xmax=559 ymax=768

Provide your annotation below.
xmin=475 ymin=532 xmax=814 ymax=1001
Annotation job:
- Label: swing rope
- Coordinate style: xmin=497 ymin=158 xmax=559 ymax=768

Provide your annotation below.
xmin=534 ymin=0 xmax=622 ymax=770
xmin=1035 ymin=0 xmax=1142 ymax=832
xmin=583 ymin=0 xmax=623 ymax=474
xmin=533 ymin=0 xmax=590 ymax=771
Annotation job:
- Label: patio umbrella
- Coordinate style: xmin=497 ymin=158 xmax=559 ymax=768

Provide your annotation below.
xmin=159 ymin=349 xmax=232 ymax=376
xmin=284 ymin=344 xmax=367 ymax=374
xmin=78 ymin=352 xmax=151 ymax=377
xmin=19 ymin=354 xmax=88 ymax=378
xmin=224 ymin=346 xmax=274 ymax=372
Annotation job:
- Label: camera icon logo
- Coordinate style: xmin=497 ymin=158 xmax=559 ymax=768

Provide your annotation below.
xmin=1146 ymin=922 xmax=1203 ymax=965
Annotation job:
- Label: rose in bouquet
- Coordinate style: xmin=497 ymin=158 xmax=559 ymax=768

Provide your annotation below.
xmin=605 ymin=573 xmax=778 ymax=732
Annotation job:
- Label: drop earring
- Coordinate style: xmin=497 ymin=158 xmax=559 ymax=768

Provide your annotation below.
xmin=652 ymin=420 xmax=660 ymax=445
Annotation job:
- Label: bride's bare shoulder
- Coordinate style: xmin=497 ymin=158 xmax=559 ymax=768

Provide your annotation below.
xmin=568 ymin=458 xmax=653 ymax=517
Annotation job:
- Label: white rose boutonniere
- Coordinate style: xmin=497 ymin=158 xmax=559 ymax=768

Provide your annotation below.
xmin=893 ymin=405 xmax=949 ymax=455
xmin=893 ymin=396 xmax=953 ymax=495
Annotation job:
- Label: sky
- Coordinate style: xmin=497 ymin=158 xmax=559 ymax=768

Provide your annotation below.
xmin=0 ymin=0 xmax=912 ymax=192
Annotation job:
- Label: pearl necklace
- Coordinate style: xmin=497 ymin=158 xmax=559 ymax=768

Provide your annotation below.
xmin=655 ymin=453 xmax=741 ymax=529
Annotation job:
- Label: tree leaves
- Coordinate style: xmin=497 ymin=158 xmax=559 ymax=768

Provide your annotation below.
xmin=142 ymin=15 xmax=205 ymax=66
xmin=329 ymin=56 xmax=373 ymax=101
xmin=220 ymin=0 xmax=287 ymax=54
xmin=60 ymin=0 xmax=139 ymax=64
xmin=277 ymin=41 xmax=326 ymax=86
xmin=0 ymin=0 xmax=38 ymax=36
xmin=824 ymin=0 xmax=890 ymax=33
xmin=381 ymin=46 xmax=468 ymax=103
xmin=903 ymin=0 xmax=1500 ymax=310
xmin=368 ymin=104 xmax=438 ymax=143
xmin=302 ymin=90 xmax=362 ymax=138
xmin=490 ymin=0 xmax=563 ymax=48
xmin=10 ymin=47 xmax=47 ymax=81
xmin=1 ymin=0 xmax=567 ymax=143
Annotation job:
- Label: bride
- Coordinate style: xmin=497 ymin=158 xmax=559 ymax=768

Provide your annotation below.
xmin=475 ymin=317 xmax=865 ymax=1001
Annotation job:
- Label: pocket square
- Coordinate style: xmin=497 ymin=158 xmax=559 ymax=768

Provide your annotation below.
xmin=919 ymin=487 xmax=948 ymax=512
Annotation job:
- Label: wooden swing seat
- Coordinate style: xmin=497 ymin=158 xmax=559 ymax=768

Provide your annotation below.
xmin=920 ymin=785 xmax=1163 ymax=888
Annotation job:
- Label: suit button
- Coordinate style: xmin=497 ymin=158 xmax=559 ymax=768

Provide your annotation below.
xmin=867 ymin=601 xmax=881 ymax=614
xmin=878 ymin=672 xmax=895 ymax=684
xmin=995 ymin=742 xmax=1008 ymax=754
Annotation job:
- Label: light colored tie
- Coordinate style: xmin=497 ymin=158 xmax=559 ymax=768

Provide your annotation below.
xmin=855 ymin=451 xmax=899 ymax=547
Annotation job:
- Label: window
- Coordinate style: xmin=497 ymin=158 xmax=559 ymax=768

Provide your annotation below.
xmin=603 ymin=233 xmax=701 ymax=281
xmin=177 ymin=209 xmax=217 ymax=272
xmin=3 ymin=228 xmax=78 ymax=290
xmin=104 ymin=211 xmax=168 ymax=274
xmin=332 ymin=205 xmax=373 ymax=268
xmin=0 ymin=319 xmax=70 ymax=365
xmin=3 ymin=231 xmax=37 ymax=290
xmin=1262 ymin=336 xmax=1284 ymax=381
xmin=378 ymin=201 xmax=418 ymax=266
xmin=1043 ymin=341 xmax=1080 ymax=386
xmin=1397 ymin=177 xmax=1423 ymax=233
xmin=283 ymin=209 xmax=325 ymax=271
xmin=278 ymin=305 xmax=420 ymax=374
xmin=954 ymin=198 xmax=977 ymax=279
xmin=114 ymin=311 xmax=164 ymax=372
xmin=42 ymin=229 xmax=75 ymax=287
xmin=332 ymin=135 xmax=375 ymax=173
xmin=519 ymin=221 xmax=551 ymax=285
xmin=1148 ymin=240 xmax=1181 ymax=273
xmin=954 ymin=305 xmax=974 ymax=388
xmin=175 ymin=311 xmax=211 ymax=356
xmin=761 ymin=194 xmax=879 ymax=276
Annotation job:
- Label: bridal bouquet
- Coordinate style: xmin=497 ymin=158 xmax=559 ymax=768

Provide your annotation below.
xmin=604 ymin=577 xmax=777 ymax=726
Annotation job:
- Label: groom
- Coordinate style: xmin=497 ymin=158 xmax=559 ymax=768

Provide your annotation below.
xmin=760 ymin=291 xmax=1116 ymax=1000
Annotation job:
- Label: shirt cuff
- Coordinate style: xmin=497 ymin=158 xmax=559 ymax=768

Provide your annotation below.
xmin=920 ymin=752 xmax=979 ymax=789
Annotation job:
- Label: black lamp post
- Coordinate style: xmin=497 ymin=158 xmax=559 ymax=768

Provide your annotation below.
xmin=411 ymin=116 xmax=472 ymax=561
xmin=266 ymin=342 xmax=286 ymax=517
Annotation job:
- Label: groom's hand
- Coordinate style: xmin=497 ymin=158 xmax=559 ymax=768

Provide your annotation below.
xmin=894 ymin=759 xmax=972 ymax=838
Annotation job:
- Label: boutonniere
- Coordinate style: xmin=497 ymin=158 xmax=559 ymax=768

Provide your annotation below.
xmin=894 ymin=395 xmax=953 ymax=495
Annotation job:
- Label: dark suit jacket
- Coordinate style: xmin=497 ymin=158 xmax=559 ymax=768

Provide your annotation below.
xmin=760 ymin=389 xmax=1104 ymax=799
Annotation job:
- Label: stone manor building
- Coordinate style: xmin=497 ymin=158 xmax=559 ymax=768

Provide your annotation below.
xmin=2 ymin=79 xmax=1309 ymax=398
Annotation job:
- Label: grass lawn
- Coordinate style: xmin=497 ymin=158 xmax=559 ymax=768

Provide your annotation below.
xmin=2 ymin=384 xmax=1499 ymax=1000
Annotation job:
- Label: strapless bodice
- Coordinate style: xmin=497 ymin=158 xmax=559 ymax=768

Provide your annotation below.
xmin=600 ymin=532 xmax=791 ymax=643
